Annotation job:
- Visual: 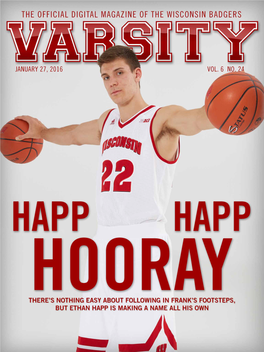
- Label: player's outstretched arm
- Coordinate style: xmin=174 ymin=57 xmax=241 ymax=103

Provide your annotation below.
xmin=15 ymin=110 xmax=111 ymax=146
xmin=157 ymin=105 xmax=214 ymax=137
xmin=152 ymin=105 xmax=214 ymax=162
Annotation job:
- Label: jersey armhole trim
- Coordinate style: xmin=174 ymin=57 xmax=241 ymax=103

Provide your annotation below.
xmin=150 ymin=109 xmax=180 ymax=165
xmin=101 ymin=109 xmax=115 ymax=134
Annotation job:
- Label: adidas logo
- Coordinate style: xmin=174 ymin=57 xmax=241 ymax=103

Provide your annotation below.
xmin=139 ymin=118 xmax=150 ymax=123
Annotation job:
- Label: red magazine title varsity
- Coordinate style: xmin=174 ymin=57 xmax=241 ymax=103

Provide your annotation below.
xmin=6 ymin=19 xmax=258 ymax=63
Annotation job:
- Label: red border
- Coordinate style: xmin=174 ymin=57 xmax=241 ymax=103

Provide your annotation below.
xmin=118 ymin=315 xmax=177 ymax=351
xmin=77 ymin=348 xmax=106 ymax=352
xmin=150 ymin=109 xmax=180 ymax=164
xmin=164 ymin=317 xmax=177 ymax=350
xmin=78 ymin=336 xmax=108 ymax=348
xmin=118 ymin=105 xmax=155 ymax=129
xmin=119 ymin=316 xmax=162 ymax=351
xmin=101 ymin=109 xmax=115 ymax=134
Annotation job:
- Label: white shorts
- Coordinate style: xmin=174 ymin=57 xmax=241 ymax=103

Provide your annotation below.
xmin=76 ymin=222 xmax=177 ymax=352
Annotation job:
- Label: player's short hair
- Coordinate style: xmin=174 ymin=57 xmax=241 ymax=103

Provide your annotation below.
xmin=97 ymin=45 xmax=141 ymax=72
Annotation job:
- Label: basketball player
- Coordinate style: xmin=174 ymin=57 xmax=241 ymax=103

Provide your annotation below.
xmin=16 ymin=46 xmax=214 ymax=351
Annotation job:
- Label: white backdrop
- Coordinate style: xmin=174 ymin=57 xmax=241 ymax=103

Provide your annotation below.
xmin=1 ymin=1 xmax=264 ymax=352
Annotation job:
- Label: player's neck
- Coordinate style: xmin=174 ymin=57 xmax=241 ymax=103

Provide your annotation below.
xmin=118 ymin=95 xmax=148 ymax=123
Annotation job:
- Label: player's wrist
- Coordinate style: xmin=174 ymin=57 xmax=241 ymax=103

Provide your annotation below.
xmin=39 ymin=126 xmax=48 ymax=139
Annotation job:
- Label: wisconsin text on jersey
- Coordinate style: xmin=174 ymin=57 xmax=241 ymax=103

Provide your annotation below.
xmin=102 ymin=136 xmax=142 ymax=155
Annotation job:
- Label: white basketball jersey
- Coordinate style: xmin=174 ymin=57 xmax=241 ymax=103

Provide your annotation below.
xmin=96 ymin=105 xmax=179 ymax=226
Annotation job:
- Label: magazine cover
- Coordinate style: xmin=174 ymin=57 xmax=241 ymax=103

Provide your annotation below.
xmin=1 ymin=1 xmax=264 ymax=351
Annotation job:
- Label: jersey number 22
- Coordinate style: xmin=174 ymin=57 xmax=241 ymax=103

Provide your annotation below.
xmin=101 ymin=159 xmax=134 ymax=192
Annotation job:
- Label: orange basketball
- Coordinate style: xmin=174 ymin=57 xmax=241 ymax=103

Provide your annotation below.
xmin=0 ymin=119 xmax=43 ymax=163
xmin=205 ymin=72 xmax=264 ymax=135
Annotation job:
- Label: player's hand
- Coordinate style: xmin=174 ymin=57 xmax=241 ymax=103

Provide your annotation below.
xmin=15 ymin=115 xmax=47 ymax=140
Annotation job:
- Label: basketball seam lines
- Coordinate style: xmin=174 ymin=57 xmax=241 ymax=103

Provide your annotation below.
xmin=7 ymin=122 xmax=26 ymax=134
xmin=219 ymin=86 xmax=260 ymax=131
xmin=3 ymin=147 xmax=39 ymax=157
xmin=206 ymin=79 xmax=258 ymax=115
xmin=237 ymin=76 xmax=258 ymax=135
xmin=0 ymin=138 xmax=43 ymax=145
xmin=22 ymin=138 xmax=34 ymax=163
xmin=3 ymin=122 xmax=42 ymax=163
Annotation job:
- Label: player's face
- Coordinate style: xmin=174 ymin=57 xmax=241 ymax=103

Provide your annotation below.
xmin=100 ymin=59 xmax=141 ymax=106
